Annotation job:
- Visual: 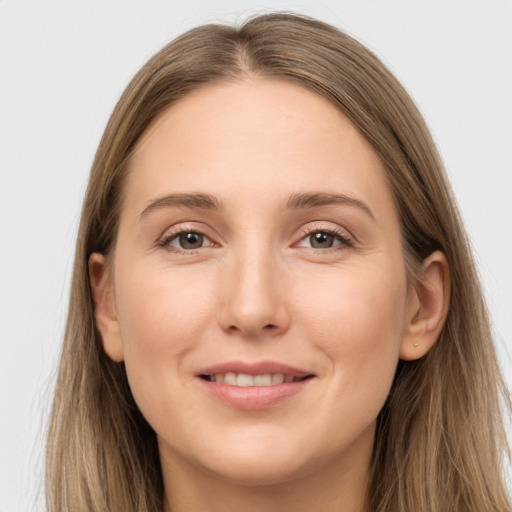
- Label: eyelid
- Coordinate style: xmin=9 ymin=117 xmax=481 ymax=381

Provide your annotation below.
xmin=157 ymin=223 xmax=218 ymax=252
xmin=294 ymin=222 xmax=355 ymax=248
xmin=156 ymin=221 xmax=355 ymax=252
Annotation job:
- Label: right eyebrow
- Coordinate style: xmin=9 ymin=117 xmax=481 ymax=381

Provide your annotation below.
xmin=138 ymin=192 xmax=222 ymax=221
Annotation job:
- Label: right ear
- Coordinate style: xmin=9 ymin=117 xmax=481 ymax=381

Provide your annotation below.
xmin=88 ymin=253 xmax=124 ymax=362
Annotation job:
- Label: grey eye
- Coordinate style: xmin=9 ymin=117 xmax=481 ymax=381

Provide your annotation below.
xmin=171 ymin=232 xmax=206 ymax=250
xmin=308 ymin=232 xmax=336 ymax=249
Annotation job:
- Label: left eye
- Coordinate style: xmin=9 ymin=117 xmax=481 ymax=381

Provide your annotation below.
xmin=166 ymin=231 xmax=212 ymax=250
xmin=298 ymin=231 xmax=346 ymax=249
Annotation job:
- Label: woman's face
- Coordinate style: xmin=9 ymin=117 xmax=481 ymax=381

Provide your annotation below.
xmin=97 ymin=79 xmax=420 ymax=486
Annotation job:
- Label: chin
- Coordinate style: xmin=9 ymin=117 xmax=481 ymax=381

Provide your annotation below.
xmin=205 ymin=455 xmax=312 ymax=488
xmin=194 ymin=435 xmax=329 ymax=488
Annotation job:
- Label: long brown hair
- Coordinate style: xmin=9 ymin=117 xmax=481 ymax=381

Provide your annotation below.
xmin=46 ymin=12 xmax=511 ymax=512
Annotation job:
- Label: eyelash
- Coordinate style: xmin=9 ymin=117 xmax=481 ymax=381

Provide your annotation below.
xmin=298 ymin=226 xmax=354 ymax=250
xmin=158 ymin=225 xmax=354 ymax=254
xmin=158 ymin=227 xmax=214 ymax=254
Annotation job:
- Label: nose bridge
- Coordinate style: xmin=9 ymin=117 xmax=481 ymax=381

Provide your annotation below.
xmin=219 ymin=236 xmax=289 ymax=338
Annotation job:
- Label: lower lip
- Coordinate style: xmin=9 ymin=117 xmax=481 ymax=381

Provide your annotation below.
xmin=198 ymin=378 xmax=313 ymax=409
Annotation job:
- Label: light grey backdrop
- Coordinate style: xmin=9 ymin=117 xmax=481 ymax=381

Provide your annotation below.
xmin=1 ymin=1 xmax=511 ymax=510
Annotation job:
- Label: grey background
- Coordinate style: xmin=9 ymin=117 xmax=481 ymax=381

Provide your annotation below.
xmin=1 ymin=1 xmax=511 ymax=510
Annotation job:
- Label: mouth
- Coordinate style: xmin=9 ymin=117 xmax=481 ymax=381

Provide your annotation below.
xmin=199 ymin=372 xmax=313 ymax=386
xmin=196 ymin=361 xmax=315 ymax=409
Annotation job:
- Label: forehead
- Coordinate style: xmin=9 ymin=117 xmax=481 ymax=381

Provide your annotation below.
xmin=124 ymin=78 xmax=396 ymax=223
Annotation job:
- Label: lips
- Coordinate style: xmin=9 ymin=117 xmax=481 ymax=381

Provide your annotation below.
xmin=198 ymin=360 xmax=312 ymax=377
xmin=196 ymin=361 xmax=315 ymax=409
xmin=202 ymin=372 xmax=304 ymax=386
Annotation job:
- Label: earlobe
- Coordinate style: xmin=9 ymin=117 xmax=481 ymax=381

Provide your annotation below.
xmin=400 ymin=250 xmax=450 ymax=361
xmin=89 ymin=253 xmax=125 ymax=362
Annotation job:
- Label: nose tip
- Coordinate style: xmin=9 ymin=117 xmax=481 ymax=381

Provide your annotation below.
xmin=221 ymin=291 xmax=290 ymax=339
xmin=225 ymin=313 xmax=284 ymax=339
xmin=218 ymin=256 xmax=290 ymax=340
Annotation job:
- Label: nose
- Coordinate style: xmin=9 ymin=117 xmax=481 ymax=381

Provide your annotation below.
xmin=218 ymin=244 xmax=291 ymax=340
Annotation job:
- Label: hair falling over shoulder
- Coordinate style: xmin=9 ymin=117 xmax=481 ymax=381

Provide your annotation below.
xmin=45 ymin=12 xmax=511 ymax=512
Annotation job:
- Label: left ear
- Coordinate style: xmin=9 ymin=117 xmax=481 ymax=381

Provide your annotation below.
xmin=400 ymin=250 xmax=451 ymax=361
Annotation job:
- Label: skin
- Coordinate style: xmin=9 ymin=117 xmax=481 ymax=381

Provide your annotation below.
xmin=90 ymin=78 xmax=449 ymax=512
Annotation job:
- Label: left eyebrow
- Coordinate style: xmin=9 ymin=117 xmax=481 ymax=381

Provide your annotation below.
xmin=286 ymin=192 xmax=375 ymax=221
xmin=138 ymin=192 xmax=222 ymax=221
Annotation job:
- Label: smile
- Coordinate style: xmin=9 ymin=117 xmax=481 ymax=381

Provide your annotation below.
xmin=200 ymin=373 xmax=310 ymax=386
xmin=196 ymin=361 xmax=315 ymax=409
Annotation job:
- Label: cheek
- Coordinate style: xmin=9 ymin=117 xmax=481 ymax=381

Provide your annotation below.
xmin=112 ymin=262 xmax=217 ymax=406
xmin=116 ymin=259 xmax=216 ymax=343
xmin=296 ymin=263 xmax=407 ymax=405
xmin=299 ymin=260 xmax=407 ymax=340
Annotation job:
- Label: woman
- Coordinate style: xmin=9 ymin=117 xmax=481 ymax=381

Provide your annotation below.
xmin=45 ymin=12 xmax=511 ymax=512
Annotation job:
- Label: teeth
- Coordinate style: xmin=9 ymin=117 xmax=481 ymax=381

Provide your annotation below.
xmin=236 ymin=373 xmax=254 ymax=387
xmin=254 ymin=374 xmax=272 ymax=386
xmin=271 ymin=373 xmax=284 ymax=385
xmin=224 ymin=372 xmax=237 ymax=385
xmin=206 ymin=372 xmax=304 ymax=387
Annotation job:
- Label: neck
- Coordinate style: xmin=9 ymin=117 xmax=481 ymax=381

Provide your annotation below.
xmin=160 ymin=426 xmax=373 ymax=512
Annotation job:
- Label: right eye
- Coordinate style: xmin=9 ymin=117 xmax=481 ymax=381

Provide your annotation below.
xmin=163 ymin=231 xmax=213 ymax=251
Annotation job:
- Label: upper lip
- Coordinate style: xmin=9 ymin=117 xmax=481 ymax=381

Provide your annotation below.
xmin=197 ymin=360 xmax=313 ymax=378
